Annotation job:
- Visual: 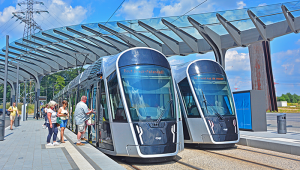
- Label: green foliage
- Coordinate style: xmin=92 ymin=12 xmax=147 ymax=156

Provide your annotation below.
xmin=277 ymin=93 xmax=300 ymax=103
xmin=40 ymin=67 xmax=84 ymax=102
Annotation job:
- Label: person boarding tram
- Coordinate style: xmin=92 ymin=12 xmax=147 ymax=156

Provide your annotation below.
xmin=74 ymin=96 xmax=94 ymax=146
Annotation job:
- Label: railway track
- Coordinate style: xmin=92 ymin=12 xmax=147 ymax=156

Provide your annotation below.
xmin=109 ymin=144 xmax=300 ymax=170
xmin=202 ymin=150 xmax=284 ymax=170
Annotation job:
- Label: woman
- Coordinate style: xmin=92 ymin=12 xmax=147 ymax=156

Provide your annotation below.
xmin=58 ymin=100 xmax=69 ymax=143
xmin=7 ymin=102 xmax=18 ymax=130
xmin=46 ymin=101 xmax=60 ymax=146
xmin=42 ymin=104 xmax=48 ymax=129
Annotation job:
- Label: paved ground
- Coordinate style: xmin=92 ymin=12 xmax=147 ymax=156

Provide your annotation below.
xmin=0 ymin=113 xmax=299 ymax=170
xmin=267 ymin=113 xmax=300 ymax=133
xmin=0 ymin=119 xmax=124 ymax=170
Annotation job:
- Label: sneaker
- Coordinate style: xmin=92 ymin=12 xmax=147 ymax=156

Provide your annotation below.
xmin=81 ymin=137 xmax=88 ymax=141
xmin=76 ymin=142 xmax=85 ymax=146
xmin=53 ymin=142 xmax=60 ymax=146
xmin=46 ymin=143 xmax=53 ymax=146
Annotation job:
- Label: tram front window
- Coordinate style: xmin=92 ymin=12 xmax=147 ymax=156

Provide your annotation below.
xmin=190 ymin=73 xmax=235 ymax=117
xmin=120 ymin=65 xmax=176 ymax=122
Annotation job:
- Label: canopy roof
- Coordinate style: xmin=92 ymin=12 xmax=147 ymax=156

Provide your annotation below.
xmin=2 ymin=1 xmax=300 ymax=85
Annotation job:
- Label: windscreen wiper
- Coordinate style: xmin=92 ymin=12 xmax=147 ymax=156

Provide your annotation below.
xmin=201 ymin=89 xmax=209 ymax=115
xmin=156 ymin=99 xmax=173 ymax=124
xmin=200 ymin=89 xmax=224 ymax=120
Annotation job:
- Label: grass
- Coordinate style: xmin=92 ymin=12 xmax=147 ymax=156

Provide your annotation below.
xmin=278 ymin=107 xmax=300 ymax=113
xmin=267 ymin=103 xmax=300 ymax=113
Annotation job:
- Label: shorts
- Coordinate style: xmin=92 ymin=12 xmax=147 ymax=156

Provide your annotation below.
xmin=77 ymin=122 xmax=86 ymax=132
xmin=10 ymin=115 xmax=15 ymax=121
xmin=60 ymin=119 xmax=68 ymax=128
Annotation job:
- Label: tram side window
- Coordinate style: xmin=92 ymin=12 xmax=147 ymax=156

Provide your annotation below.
xmin=107 ymin=72 xmax=127 ymax=122
xmin=178 ymin=78 xmax=201 ymax=118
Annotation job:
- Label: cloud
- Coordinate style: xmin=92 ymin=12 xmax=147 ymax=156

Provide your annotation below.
xmin=237 ymin=1 xmax=246 ymax=9
xmin=281 ymin=63 xmax=294 ymax=75
xmin=34 ymin=0 xmax=88 ymax=29
xmin=168 ymin=59 xmax=185 ymax=66
xmin=118 ymin=0 xmax=157 ymax=20
xmin=159 ymin=0 xmax=215 ymax=17
xmin=0 ymin=0 xmax=88 ymax=44
xmin=258 ymin=3 xmax=267 ymax=6
xmin=225 ymin=50 xmax=250 ymax=71
xmin=227 ymin=75 xmax=251 ymax=92
xmin=118 ymin=0 xmax=250 ymax=20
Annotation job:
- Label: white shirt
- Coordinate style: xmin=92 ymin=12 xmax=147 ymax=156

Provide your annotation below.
xmin=47 ymin=108 xmax=57 ymax=124
xmin=60 ymin=107 xmax=68 ymax=120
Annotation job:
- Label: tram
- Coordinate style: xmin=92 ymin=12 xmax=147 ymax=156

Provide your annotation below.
xmin=172 ymin=59 xmax=239 ymax=148
xmin=55 ymin=47 xmax=184 ymax=161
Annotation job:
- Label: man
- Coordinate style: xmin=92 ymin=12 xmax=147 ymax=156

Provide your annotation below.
xmin=75 ymin=96 xmax=94 ymax=146
xmin=8 ymin=102 xmax=18 ymax=130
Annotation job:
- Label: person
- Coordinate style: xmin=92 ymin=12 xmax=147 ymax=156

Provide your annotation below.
xmin=42 ymin=104 xmax=48 ymax=129
xmin=7 ymin=102 xmax=18 ymax=130
xmin=74 ymin=96 xmax=94 ymax=146
xmin=41 ymin=106 xmax=44 ymax=118
xmin=58 ymin=100 xmax=69 ymax=143
xmin=55 ymin=104 xmax=60 ymax=128
xmin=36 ymin=111 xmax=39 ymax=120
xmin=46 ymin=101 xmax=60 ymax=146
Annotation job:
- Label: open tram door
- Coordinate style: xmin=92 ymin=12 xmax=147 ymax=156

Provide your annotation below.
xmin=96 ymin=78 xmax=114 ymax=150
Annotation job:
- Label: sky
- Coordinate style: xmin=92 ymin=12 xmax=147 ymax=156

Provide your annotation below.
xmin=0 ymin=0 xmax=300 ymax=96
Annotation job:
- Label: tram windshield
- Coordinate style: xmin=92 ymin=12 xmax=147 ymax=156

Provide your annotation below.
xmin=190 ymin=73 xmax=235 ymax=117
xmin=120 ymin=65 xmax=176 ymax=122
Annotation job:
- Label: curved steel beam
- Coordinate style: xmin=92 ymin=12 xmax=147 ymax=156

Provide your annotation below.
xmin=55 ymin=29 xmax=109 ymax=57
xmin=98 ymin=23 xmax=146 ymax=47
xmin=117 ymin=22 xmax=162 ymax=51
xmin=81 ymin=25 xmax=129 ymax=52
xmin=67 ymin=27 xmax=119 ymax=55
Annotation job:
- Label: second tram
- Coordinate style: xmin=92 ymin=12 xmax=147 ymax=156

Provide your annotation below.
xmin=172 ymin=59 xmax=239 ymax=148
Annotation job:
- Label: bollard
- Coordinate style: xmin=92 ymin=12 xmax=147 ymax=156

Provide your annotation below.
xmin=277 ymin=113 xmax=286 ymax=134
xmin=14 ymin=115 xmax=19 ymax=127
xmin=0 ymin=118 xmax=4 ymax=140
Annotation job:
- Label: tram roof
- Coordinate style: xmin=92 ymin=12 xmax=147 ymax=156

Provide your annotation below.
xmin=2 ymin=1 xmax=300 ymax=86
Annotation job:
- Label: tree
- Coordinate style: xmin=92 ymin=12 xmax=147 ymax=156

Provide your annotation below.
xmin=277 ymin=96 xmax=286 ymax=101
xmin=54 ymin=75 xmax=65 ymax=92
xmin=282 ymin=94 xmax=290 ymax=103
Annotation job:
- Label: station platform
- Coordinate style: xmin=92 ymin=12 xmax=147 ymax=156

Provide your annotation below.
xmin=239 ymin=113 xmax=300 ymax=156
xmin=239 ymin=130 xmax=300 ymax=156
xmin=0 ymin=118 xmax=125 ymax=170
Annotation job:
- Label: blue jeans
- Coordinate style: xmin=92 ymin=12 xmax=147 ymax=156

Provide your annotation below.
xmin=44 ymin=115 xmax=47 ymax=125
xmin=47 ymin=123 xmax=58 ymax=143
xmin=60 ymin=119 xmax=68 ymax=128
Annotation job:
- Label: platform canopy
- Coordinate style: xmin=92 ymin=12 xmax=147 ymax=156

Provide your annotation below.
xmin=2 ymin=1 xmax=300 ymax=84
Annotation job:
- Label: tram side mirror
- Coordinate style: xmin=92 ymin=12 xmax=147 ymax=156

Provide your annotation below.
xmin=97 ymin=72 xmax=103 ymax=78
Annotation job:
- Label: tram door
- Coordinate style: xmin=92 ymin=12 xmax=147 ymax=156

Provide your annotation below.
xmin=97 ymin=80 xmax=114 ymax=150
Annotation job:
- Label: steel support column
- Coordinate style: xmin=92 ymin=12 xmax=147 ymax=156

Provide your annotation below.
xmin=34 ymin=76 xmax=42 ymax=119
xmin=188 ymin=17 xmax=227 ymax=68
xmin=16 ymin=63 xmax=19 ymax=106
xmin=248 ymin=41 xmax=278 ymax=111
xmin=0 ymin=35 xmax=9 ymax=140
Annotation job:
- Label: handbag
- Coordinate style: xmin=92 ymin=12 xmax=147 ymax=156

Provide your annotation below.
xmin=86 ymin=113 xmax=95 ymax=125
xmin=56 ymin=117 xmax=62 ymax=124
